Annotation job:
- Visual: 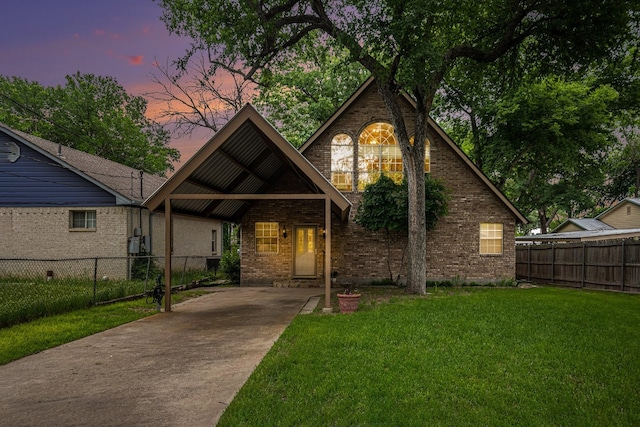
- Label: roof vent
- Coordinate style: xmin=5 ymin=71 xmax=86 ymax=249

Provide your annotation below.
xmin=0 ymin=140 xmax=20 ymax=162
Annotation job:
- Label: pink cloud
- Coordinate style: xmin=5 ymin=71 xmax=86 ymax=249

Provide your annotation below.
xmin=126 ymin=55 xmax=144 ymax=65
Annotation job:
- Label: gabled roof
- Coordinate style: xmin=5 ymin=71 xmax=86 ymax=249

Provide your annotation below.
xmin=300 ymin=77 xmax=528 ymax=224
xmin=0 ymin=123 xmax=166 ymax=205
xmin=596 ymin=198 xmax=640 ymax=219
xmin=552 ymin=218 xmax=614 ymax=232
xmin=144 ymin=104 xmax=352 ymax=222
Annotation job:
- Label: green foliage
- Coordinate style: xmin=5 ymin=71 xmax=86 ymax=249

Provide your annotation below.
xmin=0 ymin=73 xmax=179 ymax=175
xmin=484 ymin=76 xmax=618 ymax=231
xmin=255 ymin=33 xmax=369 ymax=147
xmin=606 ymin=123 xmax=640 ymax=200
xmin=220 ymin=246 xmax=241 ymax=283
xmin=130 ymin=253 xmax=162 ymax=282
xmin=355 ymin=174 xmax=449 ymax=233
xmin=0 ymin=278 xmax=148 ymax=328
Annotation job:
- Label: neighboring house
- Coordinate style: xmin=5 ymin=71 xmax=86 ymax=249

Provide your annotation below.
xmin=145 ymin=78 xmax=527 ymax=295
xmin=553 ymin=218 xmax=614 ymax=233
xmin=0 ymin=123 xmax=222 ymax=278
xmin=517 ymin=198 xmax=640 ymax=243
xmin=596 ymin=198 xmax=640 ymax=229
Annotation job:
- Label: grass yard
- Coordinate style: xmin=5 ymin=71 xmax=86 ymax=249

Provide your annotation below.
xmin=218 ymin=286 xmax=640 ymax=426
xmin=0 ymin=289 xmax=211 ymax=365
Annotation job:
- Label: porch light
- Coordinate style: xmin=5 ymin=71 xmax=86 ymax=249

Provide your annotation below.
xmin=282 ymin=226 xmax=287 ymax=239
xmin=321 ymin=228 xmax=326 ymax=239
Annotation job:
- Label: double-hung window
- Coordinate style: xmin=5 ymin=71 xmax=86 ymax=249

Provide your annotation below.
xmin=480 ymin=223 xmax=503 ymax=255
xmin=70 ymin=210 xmax=96 ymax=230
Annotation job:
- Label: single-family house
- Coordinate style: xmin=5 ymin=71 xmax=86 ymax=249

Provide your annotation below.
xmin=0 ymin=123 xmax=222 ymax=279
xmin=145 ymin=77 xmax=527 ymax=307
xmin=517 ymin=198 xmax=640 ymax=243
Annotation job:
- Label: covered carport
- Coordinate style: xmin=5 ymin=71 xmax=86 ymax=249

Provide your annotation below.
xmin=144 ymin=104 xmax=351 ymax=312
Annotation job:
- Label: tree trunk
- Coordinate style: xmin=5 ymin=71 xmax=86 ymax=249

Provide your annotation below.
xmin=377 ymin=81 xmax=428 ymax=294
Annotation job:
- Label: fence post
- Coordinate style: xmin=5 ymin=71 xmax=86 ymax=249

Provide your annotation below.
xmin=551 ymin=244 xmax=555 ymax=284
xmin=93 ymin=257 xmax=98 ymax=305
xmin=581 ymin=243 xmax=586 ymax=288
xmin=527 ymin=245 xmax=531 ymax=282
xmin=621 ymin=240 xmax=626 ymax=292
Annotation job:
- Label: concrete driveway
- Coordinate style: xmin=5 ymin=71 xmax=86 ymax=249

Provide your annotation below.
xmin=0 ymin=287 xmax=322 ymax=427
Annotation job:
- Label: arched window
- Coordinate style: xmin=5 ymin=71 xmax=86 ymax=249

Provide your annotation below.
xmin=330 ymin=133 xmax=354 ymax=191
xmin=357 ymin=123 xmax=431 ymax=190
xmin=358 ymin=123 xmax=401 ymax=189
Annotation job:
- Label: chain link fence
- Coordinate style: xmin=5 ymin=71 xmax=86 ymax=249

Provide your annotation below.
xmin=0 ymin=255 xmax=220 ymax=328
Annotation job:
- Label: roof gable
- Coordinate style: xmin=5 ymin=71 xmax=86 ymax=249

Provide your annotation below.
xmin=553 ymin=218 xmax=614 ymax=233
xmin=0 ymin=124 xmax=165 ymax=204
xmin=144 ymin=104 xmax=351 ymax=222
xmin=300 ymin=77 xmax=527 ymax=224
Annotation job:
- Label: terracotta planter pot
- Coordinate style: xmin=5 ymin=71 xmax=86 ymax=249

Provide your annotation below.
xmin=337 ymin=293 xmax=361 ymax=313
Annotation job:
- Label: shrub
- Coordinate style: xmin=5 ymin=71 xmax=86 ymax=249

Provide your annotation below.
xmin=220 ymin=246 xmax=241 ymax=283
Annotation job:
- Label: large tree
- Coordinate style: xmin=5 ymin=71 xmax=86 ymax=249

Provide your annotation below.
xmin=157 ymin=0 xmax=639 ymax=293
xmin=485 ymin=77 xmax=618 ymax=233
xmin=0 ymin=73 xmax=179 ymax=175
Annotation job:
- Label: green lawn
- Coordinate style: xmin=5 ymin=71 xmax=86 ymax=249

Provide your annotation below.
xmin=0 ymin=289 xmax=211 ymax=365
xmin=218 ymin=286 xmax=640 ymax=426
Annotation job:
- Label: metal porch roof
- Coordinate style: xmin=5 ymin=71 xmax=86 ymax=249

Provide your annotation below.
xmin=144 ymin=104 xmax=351 ymax=222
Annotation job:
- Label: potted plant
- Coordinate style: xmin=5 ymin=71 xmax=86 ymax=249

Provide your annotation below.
xmin=337 ymin=285 xmax=361 ymax=313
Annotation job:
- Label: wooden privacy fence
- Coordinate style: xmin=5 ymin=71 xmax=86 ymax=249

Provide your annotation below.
xmin=516 ymin=240 xmax=640 ymax=293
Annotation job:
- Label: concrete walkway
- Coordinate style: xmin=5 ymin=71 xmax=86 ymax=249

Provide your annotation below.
xmin=0 ymin=287 xmax=323 ymax=427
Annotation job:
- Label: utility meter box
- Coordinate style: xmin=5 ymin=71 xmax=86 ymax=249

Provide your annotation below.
xmin=128 ymin=236 xmax=141 ymax=254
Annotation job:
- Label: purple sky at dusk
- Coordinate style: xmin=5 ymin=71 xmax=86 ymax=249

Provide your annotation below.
xmin=0 ymin=0 xmax=213 ymax=168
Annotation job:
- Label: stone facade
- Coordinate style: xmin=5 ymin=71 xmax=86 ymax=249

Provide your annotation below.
xmin=239 ymin=82 xmax=519 ymax=286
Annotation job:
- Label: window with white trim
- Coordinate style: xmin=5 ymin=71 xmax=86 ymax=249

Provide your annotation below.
xmin=480 ymin=223 xmax=503 ymax=255
xmin=255 ymin=222 xmax=279 ymax=254
xmin=70 ymin=210 xmax=96 ymax=230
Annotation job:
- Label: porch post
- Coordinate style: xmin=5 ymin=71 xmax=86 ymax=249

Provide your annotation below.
xmin=164 ymin=196 xmax=172 ymax=312
xmin=325 ymin=196 xmax=332 ymax=309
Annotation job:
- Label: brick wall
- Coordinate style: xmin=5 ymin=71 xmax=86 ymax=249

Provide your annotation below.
xmin=0 ymin=206 xmax=222 ymax=263
xmin=241 ymin=81 xmax=518 ymax=285
xmin=0 ymin=206 xmax=129 ymax=259
xmin=240 ymin=170 xmax=327 ymax=286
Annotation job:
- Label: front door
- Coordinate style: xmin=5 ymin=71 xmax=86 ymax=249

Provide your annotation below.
xmin=293 ymin=226 xmax=317 ymax=277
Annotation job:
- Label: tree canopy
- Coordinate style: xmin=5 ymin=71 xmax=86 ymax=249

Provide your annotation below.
xmin=156 ymin=0 xmax=640 ymax=293
xmin=0 ymin=73 xmax=179 ymax=175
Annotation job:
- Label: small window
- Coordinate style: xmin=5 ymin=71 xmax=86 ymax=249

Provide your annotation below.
xmin=480 ymin=223 xmax=503 ymax=255
xmin=627 ymin=206 xmax=632 ymax=216
xmin=70 ymin=210 xmax=96 ymax=230
xmin=331 ymin=133 xmax=354 ymax=191
xmin=211 ymin=230 xmax=218 ymax=254
xmin=255 ymin=222 xmax=279 ymax=254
